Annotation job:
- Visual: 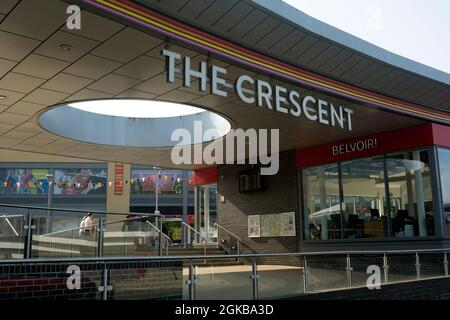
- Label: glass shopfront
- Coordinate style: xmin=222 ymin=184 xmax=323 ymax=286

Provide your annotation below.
xmin=438 ymin=147 xmax=450 ymax=235
xmin=302 ymin=147 xmax=437 ymax=240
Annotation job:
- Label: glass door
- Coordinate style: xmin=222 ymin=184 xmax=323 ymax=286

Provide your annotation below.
xmin=196 ymin=184 xmax=217 ymax=244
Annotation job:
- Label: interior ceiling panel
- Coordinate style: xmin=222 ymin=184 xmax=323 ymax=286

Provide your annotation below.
xmin=134 ymin=0 xmax=450 ymax=112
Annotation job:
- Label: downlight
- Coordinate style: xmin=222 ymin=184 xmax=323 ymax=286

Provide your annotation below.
xmin=39 ymin=99 xmax=232 ymax=148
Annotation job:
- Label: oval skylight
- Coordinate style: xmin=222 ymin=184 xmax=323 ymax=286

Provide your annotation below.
xmin=67 ymin=99 xmax=204 ymax=118
xmin=39 ymin=99 xmax=232 ymax=148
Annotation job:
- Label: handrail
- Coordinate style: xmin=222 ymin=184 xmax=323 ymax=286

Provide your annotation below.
xmin=181 ymin=222 xmax=206 ymax=262
xmin=0 ymin=202 xmax=159 ymax=218
xmin=182 ymin=221 xmax=202 ymax=237
xmin=145 ymin=221 xmax=173 ymax=245
xmin=214 ymin=222 xmax=241 ymax=261
xmin=1 ymin=216 xmax=19 ymax=237
xmin=214 ymin=223 xmax=241 ymax=241
xmin=2 ymin=247 xmax=450 ymax=264
xmin=40 ymin=216 xmax=148 ymax=237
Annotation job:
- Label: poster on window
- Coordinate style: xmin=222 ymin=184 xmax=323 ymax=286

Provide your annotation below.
xmin=281 ymin=212 xmax=296 ymax=237
xmin=248 ymin=215 xmax=260 ymax=238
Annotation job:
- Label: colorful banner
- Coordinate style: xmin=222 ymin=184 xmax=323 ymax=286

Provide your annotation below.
xmin=115 ymin=163 xmax=124 ymax=195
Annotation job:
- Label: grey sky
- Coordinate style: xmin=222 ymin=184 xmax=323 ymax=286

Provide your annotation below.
xmin=284 ymin=0 xmax=450 ymax=74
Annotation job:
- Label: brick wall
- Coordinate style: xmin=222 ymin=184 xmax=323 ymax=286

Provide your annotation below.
xmin=217 ymin=150 xmax=301 ymax=264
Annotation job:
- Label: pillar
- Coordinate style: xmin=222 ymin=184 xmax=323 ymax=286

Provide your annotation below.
xmin=413 ymin=151 xmax=427 ymax=236
xmin=106 ymin=162 xmax=131 ymax=230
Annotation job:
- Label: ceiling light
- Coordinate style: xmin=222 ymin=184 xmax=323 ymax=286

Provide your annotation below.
xmin=59 ymin=44 xmax=73 ymax=51
xmin=0 ymin=95 xmax=7 ymax=100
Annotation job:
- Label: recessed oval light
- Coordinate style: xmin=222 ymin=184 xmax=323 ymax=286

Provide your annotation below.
xmin=0 ymin=95 xmax=7 ymax=100
xmin=59 ymin=44 xmax=73 ymax=51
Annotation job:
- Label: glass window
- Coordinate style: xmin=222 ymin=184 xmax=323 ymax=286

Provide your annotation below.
xmin=54 ymin=168 xmax=107 ymax=195
xmin=438 ymin=148 xmax=450 ymax=235
xmin=341 ymin=157 xmax=388 ymax=239
xmin=131 ymin=169 xmax=187 ymax=194
xmin=386 ymin=150 xmax=435 ymax=237
xmin=0 ymin=169 xmax=49 ymax=195
xmin=303 ymin=164 xmax=341 ymax=240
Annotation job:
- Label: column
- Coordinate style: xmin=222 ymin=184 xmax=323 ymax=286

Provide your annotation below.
xmin=319 ymin=167 xmax=328 ymax=240
xmin=204 ymin=186 xmax=210 ymax=243
xmin=413 ymin=151 xmax=427 ymax=236
xmin=106 ymin=162 xmax=131 ymax=230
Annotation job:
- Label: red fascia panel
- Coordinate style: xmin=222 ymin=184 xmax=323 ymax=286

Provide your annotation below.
xmin=296 ymin=124 xmax=437 ymax=168
xmin=192 ymin=167 xmax=218 ymax=185
xmin=431 ymin=123 xmax=450 ymax=148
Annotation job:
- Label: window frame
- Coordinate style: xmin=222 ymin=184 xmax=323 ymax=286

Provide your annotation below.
xmin=300 ymin=146 xmax=444 ymax=242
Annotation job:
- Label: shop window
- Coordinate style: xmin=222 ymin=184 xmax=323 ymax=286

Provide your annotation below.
xmin=54 ymin=168 xmax=107 ymax=195
xmin=438 ymin=148 xmax=450 ymax=235
xmin=385 ymin=150 xmax=434 ymax=237
xmin=131 ymin=169 xmax=186 ymax=195
xmin=0 ymin=168 xmax=49 ymax=195
xmin=302 ymin=164 xmax=341 ymax=240
xmin=341 ymin=157 xmax=388 ymax=239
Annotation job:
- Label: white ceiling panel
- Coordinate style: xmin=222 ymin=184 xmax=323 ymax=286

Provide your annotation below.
xmin=65 ymin=88 xmax=112 ymax=102
xmin=12 ymin=53 xmax=69 ymax=79
xmin=34 ymin=31 xmax=99 ymax=62
xmin=0 ymin=122 xmax=15 ymax=133
xmin=22 ymin=88 xmax=68 ymax=105
xmin=41 ymin=73 xmax=94 ymax=94
xmin=0 ymin=88 xmax=25 ymax=106
xmin=64 ymin=54 xmax=121 ymax=80
xmin=0 ymin=72 xmax=45 ymax=93
xmin=0 ymin=0 xmax=19 ymax=15
xmin=114 ymin=55 xmax=166 ymax=81
xmin=6 ymin=101 xmax=45 ymax=116
xmin=0 ymin=0 xmax=67 ymax=40
xmin=157 ymin=89 xmax=199 ymax=103
xmin=0 ymin=137 xmax=18 ymax=148
xmin=14 ymin=121 xmax=42 ymax=134
xmin=88 ymin=73 xmax=142 ymax=95
xmin=2 ymin=130 xmax=36 ymax=141
xmin=0 ymin=30 xmax=39 ymax=61
xmin=0 ymin=112 xmax=29 ymax=125
xmin=91 ymin=28 xmax=163 ymax=63
xmin=116 ymin=89 xmax=157 ymax=99
xmin=0 ymin=57 xmax=16 ymax=78
xmin=134 ymin=74 xmax=182 ymax=95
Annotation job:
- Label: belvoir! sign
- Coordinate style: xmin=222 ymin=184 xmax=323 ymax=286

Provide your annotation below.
xmin=332 ymin=138 xmax=378 ymax=156
xmin=162 ymin=49 xmax=355 ymax=132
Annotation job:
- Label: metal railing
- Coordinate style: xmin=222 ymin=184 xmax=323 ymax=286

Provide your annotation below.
xmin=214 ymin=222 xmax=241 ymax=261
xmin=181 ymin=221 xmax=203 ymax=245
xmin=0 ymin=203 xmax=172 ymax=259
xmin=1 ymin=248 xmax=450 ymax=300
xmin=145 ymin=220 xmax=173 ymax=256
